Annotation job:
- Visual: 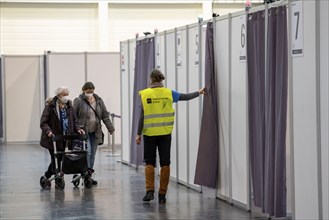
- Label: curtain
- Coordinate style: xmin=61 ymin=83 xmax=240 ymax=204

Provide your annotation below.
xmin=130 ymin=38 xmax=155 ymax=165
xmin=194 ymin=22 xmax=219 ymax=188
xmin=247 ymin=6 xmax=288 ymax=217
xmin=264 ymin=6 xmax=288 ymax=217
xmin=247 ymin=10 xmax=266 ymax=210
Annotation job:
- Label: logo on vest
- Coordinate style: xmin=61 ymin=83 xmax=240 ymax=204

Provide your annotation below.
xmin=146 ymin=97 xmax=169 ymax=105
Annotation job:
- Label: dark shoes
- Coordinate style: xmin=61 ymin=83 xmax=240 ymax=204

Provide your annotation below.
xmin=142 ymin=190 xmax=154 ymax=201
xmin=158 ymin=193 xmax=166 ymax=204
xmin=142 ymin=191 xmax=166 ymax=203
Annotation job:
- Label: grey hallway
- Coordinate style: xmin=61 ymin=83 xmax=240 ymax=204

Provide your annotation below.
xmin=0 ymin=143 xmax=286 ymax=220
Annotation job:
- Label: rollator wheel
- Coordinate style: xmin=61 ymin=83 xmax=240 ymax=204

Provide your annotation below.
xmin=40 ymin=176 xmax=49 ymax=189
xmin=72 ymin=174 xmax=80 ymax=187
xmin=56 ymin=177 xmax=65 ymax=190
xmin=84 ymin=176 xmax=92 ymax=189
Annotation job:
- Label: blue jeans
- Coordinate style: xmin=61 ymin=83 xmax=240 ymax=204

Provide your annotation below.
xmin=87 ymin=132 xmax=97 ymax=169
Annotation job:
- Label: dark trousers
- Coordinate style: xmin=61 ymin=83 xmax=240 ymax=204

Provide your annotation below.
xmin=143 ymin=134 xmax=171 ymax=167
xmin=45 ymin=149 xmax=63 ymax=178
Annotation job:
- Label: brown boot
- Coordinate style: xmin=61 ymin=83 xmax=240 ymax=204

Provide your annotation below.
xmin=159 ymin=166 xmax=170 ymax=203
xmin=143 ymin=164 xmax=155 ymax=201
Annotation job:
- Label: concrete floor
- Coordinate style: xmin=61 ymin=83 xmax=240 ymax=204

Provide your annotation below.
xmin=0 ymin=143 xmax=286 ymax=220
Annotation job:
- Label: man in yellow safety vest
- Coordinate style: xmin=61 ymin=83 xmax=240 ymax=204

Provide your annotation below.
xmin=136 ymin=69 xmax=206 ymax=203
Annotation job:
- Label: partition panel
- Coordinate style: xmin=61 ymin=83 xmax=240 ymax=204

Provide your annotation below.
xmin=176 ymin=29 xmax=188 ymax=184
xmin=165 ymin=31 xmax=177 ymax=179
xmin=4 ymin=56 xmax=43 ymax=142
xmin=292 ymin=1 xmax=320 ymax=219
xmin=47 ymin=53 xmax=85 ymax=102
xmin=120 ymin=42 xmax=130 ymax=163
xmin=230 ymin=14 xmax=248 ymax=206
xmin=158 ymin=34 xmax=166 ymax=79
xmin=319 ymin=1 xmax=329 ymax=219
xmin=215 ymin=18 xmax=230 ymax=198
xmin=187 ymin=26 xmax=201 ymax=189
xmin=128 ymin=40 xmax=136 ymax=152
xmin=86 ymin=53 xmax=121 ymax=146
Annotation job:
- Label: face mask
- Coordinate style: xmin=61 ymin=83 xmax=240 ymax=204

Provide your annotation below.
xmin=85 ymin=92 xmax=93 ymax=98
xmin=59 ymin=95 xmax=69 ymax=104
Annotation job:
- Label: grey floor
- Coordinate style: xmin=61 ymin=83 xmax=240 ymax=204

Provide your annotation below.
xmin=0 ymin=143 xmax=286 ymax=220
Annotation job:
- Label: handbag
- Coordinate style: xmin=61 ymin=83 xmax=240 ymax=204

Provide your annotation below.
xmin=83 ymin=99 xmax=104 ymax=145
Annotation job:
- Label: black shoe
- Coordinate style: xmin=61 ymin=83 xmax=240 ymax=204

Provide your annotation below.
xmin=91 ymin=179 xmax=98 ymax=185
xmin=159 ymin=193 xmax=166 ymax=204
xmin=142 ymin=190 xmax=154 ymax=202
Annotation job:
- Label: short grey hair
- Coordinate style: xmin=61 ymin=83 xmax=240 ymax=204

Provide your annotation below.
xmin=55 ymin=86 xmax=69 ymax=96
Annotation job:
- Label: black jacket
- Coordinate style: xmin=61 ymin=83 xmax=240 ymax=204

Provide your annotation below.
xmin=40 ymin=96 xmax=80 ymax=150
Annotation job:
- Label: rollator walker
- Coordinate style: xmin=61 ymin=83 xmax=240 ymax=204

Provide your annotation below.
xmin=40 ymin=134 xmax=93 ymax=190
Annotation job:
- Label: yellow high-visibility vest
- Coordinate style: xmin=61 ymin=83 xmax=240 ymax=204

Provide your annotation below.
xmin=139 ymin=87 xmax=175 ymax=136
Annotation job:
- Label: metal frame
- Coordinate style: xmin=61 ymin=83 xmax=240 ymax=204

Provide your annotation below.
xmin=228 ymin=13 xmax=233 ymax=205
xmin=315 ymin=0 xmax=323 ymax=219
xmin=287 ymin=1 xmax=296 ymax=218
xmin=120 ymin=41 xmax=124 ymax=163
xmin=174 ymin=27 xmax=179 ymax=183
xmin=185 ymin=24 xmax=190 ymax=188
xmin=244 ymin=8 xmax=251 ymax=212
xmin=0 ymin=56 xmax=5 ymax=143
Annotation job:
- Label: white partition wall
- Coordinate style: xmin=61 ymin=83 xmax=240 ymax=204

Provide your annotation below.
xmin=86 ymin=52 xmax=121 ymax=146
xmin=215 ymin=16 xmax=230 ymax=199
xmin=165 ymin=31 xmax=178 ymax=179
xmin=46 ymin=53 xmax=86 ymax=101
xmin=230 ymin=13 xmax=249 ymax=207
xmin=176 ymin=28 xmax=188 ymax=184
xmin=128 ymin=40 xmax=136 ymax=153
xmin=292 ymin=0 xmax=329 ymax=219
xmin=3 ymin=56 xmax=44 ymax=143
xmin=187 ymin=25 xmax=202 ymax=190
xmin=120 ymin=42 xmax=130 ymax=164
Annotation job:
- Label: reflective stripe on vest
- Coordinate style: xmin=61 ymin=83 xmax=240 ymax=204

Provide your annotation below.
xmin=139 ymin=88 xmax=175 ymax=136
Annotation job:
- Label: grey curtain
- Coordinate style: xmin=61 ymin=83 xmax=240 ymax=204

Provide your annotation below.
xmin=0 ymin=57 xmax=3 ymax=138
xmin=194 ymin=22 xmax=219 ymax=188
xmin=247 ymin=7 xmax=288 ymax=217
xmin=247 ymin=10 xmax=266 ymax=210
xmin=264 ymin=6 xmax=288 ymax=217
xmin=130 ymin=37 xmax=155 ymax=165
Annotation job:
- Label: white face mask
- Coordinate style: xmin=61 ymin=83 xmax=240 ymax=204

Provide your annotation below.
xmin=59 ymin=95 xmax=69 ymax=104
xmin=85 ymin=92 xmax=93 ymax=98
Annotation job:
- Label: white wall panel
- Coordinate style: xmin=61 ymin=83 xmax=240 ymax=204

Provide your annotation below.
xmin=86 ymin=53 xmax=121 ymax=146
xmin=165 ymin=32 xmax=177 ymax=179
xmin=120 ymin=43 xmax=130 ymax=163
xmin=215 ymin=18 xmax=230 ymax=198
xmin=47 ymin=53 xmax=86 ymax=101
xmin=230 ymin=14 xmax=248 ymax=206
xmin=4 ymin=56 xmax=43 ymax=142
xmin=0 ymin=3 xmax=98 ymax=55
xmin=176 ymin=29 xmax=188 ymax=184
xmin=128 ymin=40 xmax=136 ymax=153
xmin=187 ymin=26 xmax=201 ymax=189
xmin=292 ymin=1 xmax=319 ymax=219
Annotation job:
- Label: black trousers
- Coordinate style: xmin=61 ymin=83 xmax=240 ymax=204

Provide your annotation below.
xmin=143 ymin=134 xmax=171 ymax=167
xmin=45 ymin=149 xmax=63 ymax=178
